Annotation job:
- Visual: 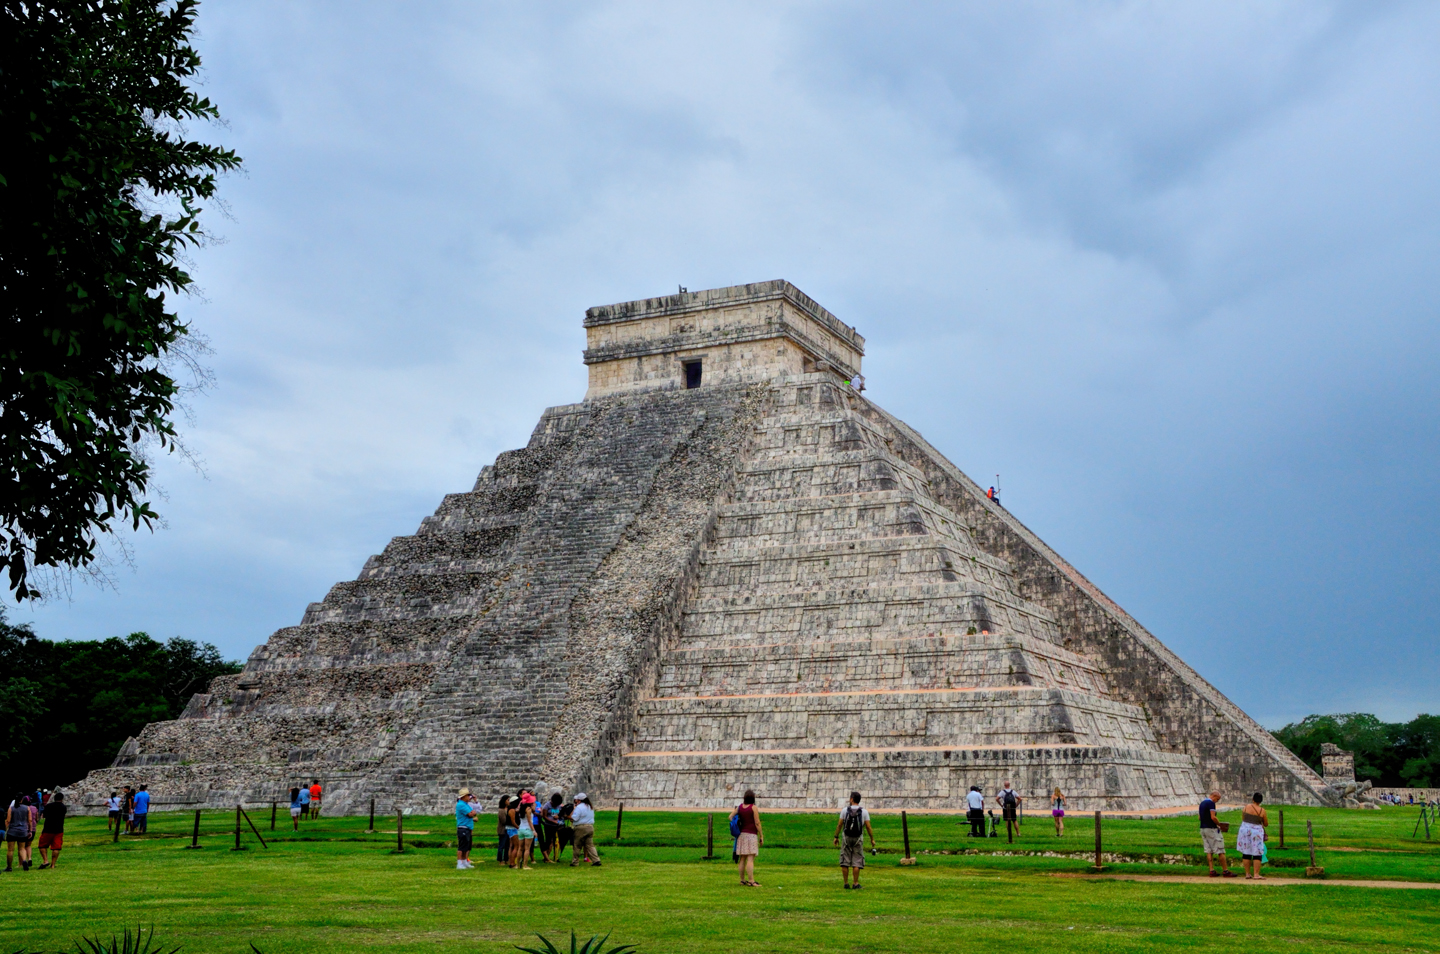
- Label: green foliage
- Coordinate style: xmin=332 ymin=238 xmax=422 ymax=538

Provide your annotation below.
xmin=0 ymin=607 xmax=239 ymax=791
xmin=0 ymin=0 xmax=241 ymax=600
xmin=71 ymin=925 xmax=179 ymax=954
xmin=1272 ymin=712 xmax=1440 ymax=787
xmin=516 ymin=932 xmax=636 ymax=954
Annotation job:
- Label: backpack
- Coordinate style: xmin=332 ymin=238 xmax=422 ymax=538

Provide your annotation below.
xmin=729 ymin=808 xmax=742 ymax=838
xmin=843 ymin=806 xmax=864 ymax=838
xmin=1001 ymin=789 xmax=1017 ymax=809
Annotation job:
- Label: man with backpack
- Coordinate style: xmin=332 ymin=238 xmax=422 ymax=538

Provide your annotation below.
xmin=832 ymin=792 xmax=876 ymax=889
xmin=996 ymin=781 xmax=1023 ymax=838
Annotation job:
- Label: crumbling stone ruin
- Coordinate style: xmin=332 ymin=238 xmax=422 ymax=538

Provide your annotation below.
xmin=71 ymin=281 xmax=1333 ymax=814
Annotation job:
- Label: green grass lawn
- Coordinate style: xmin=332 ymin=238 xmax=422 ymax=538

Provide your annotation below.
xmin=6 ymin=806 xmax=1438 ymax=953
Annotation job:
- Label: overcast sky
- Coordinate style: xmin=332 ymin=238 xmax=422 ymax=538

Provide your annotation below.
xmin=16 ymin=1 xmax=1440 ymax=727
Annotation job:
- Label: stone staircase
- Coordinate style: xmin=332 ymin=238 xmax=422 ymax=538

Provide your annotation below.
xmin=612 ymin=379 xmax=1204 ymax=810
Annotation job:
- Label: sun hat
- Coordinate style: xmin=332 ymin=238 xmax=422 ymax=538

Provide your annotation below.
xmin=458 ymin=787 xmax=473 ymax=798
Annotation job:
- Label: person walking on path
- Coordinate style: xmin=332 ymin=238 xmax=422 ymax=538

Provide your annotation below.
xmin=455 ymin=788 xmax=479 ymax=870
xmin=1199 ymin=789 xmax=1236 ymax=878
xmin=569 ymin=794 xmax=601 ymax=867
xmin=965 ymin=786 xmax=985 ymax=837
xmin=288 ymin=787 xmax=303 ymax=830
xmin=730 ymin=790 xmax=764 ymax=887
xmin=996 ymin=781 xmax=1022 ymax=837
xmin=1236 ymin=792 xmax=1268 ymax=880
xmin=308 ymin=781 xmax=322 ymax=819
xmin=496 ymin=795 xmax=512 ymax=864
xmin=132 ymin=785 xmax=150 ymax=834
xmin=36 ymin=792 xmax=65 ymax=869
xmin=833 ymin=792 xmax=876 ymax=890
xmin=4 ymin=794 xmax=30 ymax=872
xmin=1051 ymin=787 xmax=1067 ymax=837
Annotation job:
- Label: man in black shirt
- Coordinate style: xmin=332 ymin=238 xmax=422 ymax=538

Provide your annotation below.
xmin=1199 ymin=789 xmax=1235 ymax=878
xmin=37 ymin=792 xmax=66 ymax=869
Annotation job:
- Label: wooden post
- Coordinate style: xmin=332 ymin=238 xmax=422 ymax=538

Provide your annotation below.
xmin=232 ymin=805 xmax=243 ymax=851
xmin=1007 ymin=815 xmax=1014 ymax=843
xmin=112 ymin=812 xmax=121 ymax=844
xmin=616 ymin=802 xmax=624 ymax=841
xmin=240 ymin=807 xmax=269 ymax=848
xmin=706 ymin=814 xmax=714 ymax=859
xmin=271 ymin=802 xmax=277 ymax=831
xmin=1278 ymin=809 xmax=1284 ymax=849
xmin=368 ymin=797 xmax=375 ymax=834
xmin=1305 ymin=819 xmax=1324 ymax=877
xmin=1092 ymin=810 xmax=1104 ymax=871
xmin=901 ymin=809 xmax=915 ymax=865
xmin=183 ymin=809 xmax=202 ymax=849
xmin=396 ymin=809 xmax=404 ymax=853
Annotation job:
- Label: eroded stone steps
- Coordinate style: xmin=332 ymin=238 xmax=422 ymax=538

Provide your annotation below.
xmin=679 ymin=580 xmax=1059 ymax=647
xmin=629 ymin=686 xmax=1158 ymax=752
xmin=696 ymin=536 xmax=1014 ymax=598
xmin=714 ymin=489 xmax=984 ymax=551
xmin=613 ymin=744 xmax=1204 ymax=810
xmin=245 ymin=618 xmax=477 ymax=672
xmin=656 ymin=632 xmax=1109 ymax=698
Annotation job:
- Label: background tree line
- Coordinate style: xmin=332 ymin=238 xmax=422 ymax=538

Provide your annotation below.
xmin=1273 ymin=712 xmax=1440 ymax=788
xmin=0 ymin=608 xmax=239 ymax=793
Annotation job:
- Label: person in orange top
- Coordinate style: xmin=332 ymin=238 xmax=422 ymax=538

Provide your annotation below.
xmin=308 ymin=781 xmax=322 ymax=819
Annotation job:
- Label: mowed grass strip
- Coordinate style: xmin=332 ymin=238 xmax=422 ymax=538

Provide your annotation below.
xmin=6 ymin=807 xmax=1438 ymax=953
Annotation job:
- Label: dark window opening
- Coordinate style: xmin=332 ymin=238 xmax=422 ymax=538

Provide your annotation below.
xmin=684 ymin=360 xmax=703 ymax=389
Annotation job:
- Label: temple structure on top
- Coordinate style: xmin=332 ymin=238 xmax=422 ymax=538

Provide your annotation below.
xmin=69 ymin=280 xmax=1332 ymax=814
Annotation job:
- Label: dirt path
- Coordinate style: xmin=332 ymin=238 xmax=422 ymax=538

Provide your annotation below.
xmin=1048 ymin=872 xmax=1440 ymax=889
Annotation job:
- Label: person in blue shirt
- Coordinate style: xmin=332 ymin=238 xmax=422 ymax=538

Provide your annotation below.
xmin=297 ymin=784 xmax=311 ymax=820
xmin=132 ymin=785 xmax=151 ymax=834
xmin=455 ymin=788 xmax=479 ymax=870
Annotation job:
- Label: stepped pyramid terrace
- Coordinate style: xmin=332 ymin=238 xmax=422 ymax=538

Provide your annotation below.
xmin=72 ymin=281 xmax=1331 ymax=814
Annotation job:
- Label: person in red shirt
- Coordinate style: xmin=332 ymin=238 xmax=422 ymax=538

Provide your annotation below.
xmin=308 ymin=781 xmax=322 ymax=819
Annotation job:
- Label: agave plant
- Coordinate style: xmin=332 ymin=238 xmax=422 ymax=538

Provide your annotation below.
xmin=71 ymin=926 xmax=180 ymax=954
xmin=515 ymin=931 xmax=636 ymax=954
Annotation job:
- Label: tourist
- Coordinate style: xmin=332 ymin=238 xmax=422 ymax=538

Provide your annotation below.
xmin=106 ymin=791 xmax=121 ymax=832
xmin=519 ymin=789 xmax=538 ymax=865
xmin=996 ymin=781 xmax=1022 ymax=836
xmin=833 ymin=791 xmax=875 ymax=889
xmin=509 ymin=795 xmax=527 ymax=870
xmin=557 ymin=799 xmax=576 ymax=862
xmin=21 ymin=796 xmax=37 ymax=870
xmin=1236 ymin=792 xmax=1268 ymax=879
xmin=122 ymin=786 xmax=135 ymax=834
xmin=730 ymin=790 xmax=763 ymax=887
xmin=1199 ymin=789 xmax=1235 ymax=878
xmin=455 ymin=787 xmax=478 ymax=869
xmin=132 ymin=784 xmax=150 ymax=834
xmin=35 ymin=793 xmax=64 ymax=869
xmin=965 ymin=785 xmax=985 ymax=837
xmin=309 ymin=780 xmax=322 ymax=819
xmin=4 ymin=794 xmax=29 ymax=872
xmin=496 ymin=795 xmax=512 ymax=863
xmin=1051 ymin=787 xmax=1067 ymax=837
xmin=297 ymin=782 xmax=311 ymax=818
xmin=570 ymin=793 xmax=601 ymax=866
xmin=540 ymin=792 xmax=563 ymax=863
xmin=507 ymin=791 xmax=535 ymax=870
xmin=289 ymin=786 xmax=303 ymax=830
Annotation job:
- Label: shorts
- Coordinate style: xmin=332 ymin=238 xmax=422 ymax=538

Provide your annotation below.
xmin=456 ymin=828 xmax=473 ymax=853
xmin=505 ymin=827 xmax=519 ymax=838
xmin=1241 ymin=853 xmax=1261 ymax=861
xmin=37 ymin=833 xmax=62 ymax=850
xmin=4 ymin=829 xmax=27 ymax=843
xmin=1201 ymin=828 xmax=1225 ymax=855
xmin=517 ymin=826 xmax=535 ymax=841
xmin=1052 ymin=809 xmax=1065 ymax=818
xmin=290 ymin=807 xmax=302 ymax=818
xmin=108 ymin=810 xmax=120 ymax=820
xmin=839 ymin=835 xmax=866 ymax=868
xmin=1002 ymin=808 xmax=1017 ymax=821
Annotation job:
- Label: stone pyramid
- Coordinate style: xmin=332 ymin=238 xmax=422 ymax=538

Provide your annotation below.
xmin=72 ymin=281 xmax=1328 ymax=814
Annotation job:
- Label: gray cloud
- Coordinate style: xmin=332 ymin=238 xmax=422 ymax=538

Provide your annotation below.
xmin=18 ymin=0 xmax=1440 ymax=726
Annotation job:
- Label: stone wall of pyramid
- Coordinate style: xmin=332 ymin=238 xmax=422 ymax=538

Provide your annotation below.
xmin=69 ymin=281 xmax=1329 ymax=814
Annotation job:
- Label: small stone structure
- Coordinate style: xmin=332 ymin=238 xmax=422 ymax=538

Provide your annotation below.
xmin=69 ymin=281 xmax=1332 ymax=814
xmin=1321 ymin=742 xmax=1356 ymax=784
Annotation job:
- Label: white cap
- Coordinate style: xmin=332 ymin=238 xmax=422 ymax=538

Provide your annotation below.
xmin=575 ymin=792 xmax=587 ymax=801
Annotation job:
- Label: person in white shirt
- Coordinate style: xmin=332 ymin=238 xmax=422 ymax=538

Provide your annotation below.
xmin=569 ymin=794 xmax=601 ymax=866
xmin=965 ymin=786 xmax=986 ymax=837
xmin=106 ymin=792 xmax=121 ymax=832
xmin=833 ymin=792 xmax=876 ymax=889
